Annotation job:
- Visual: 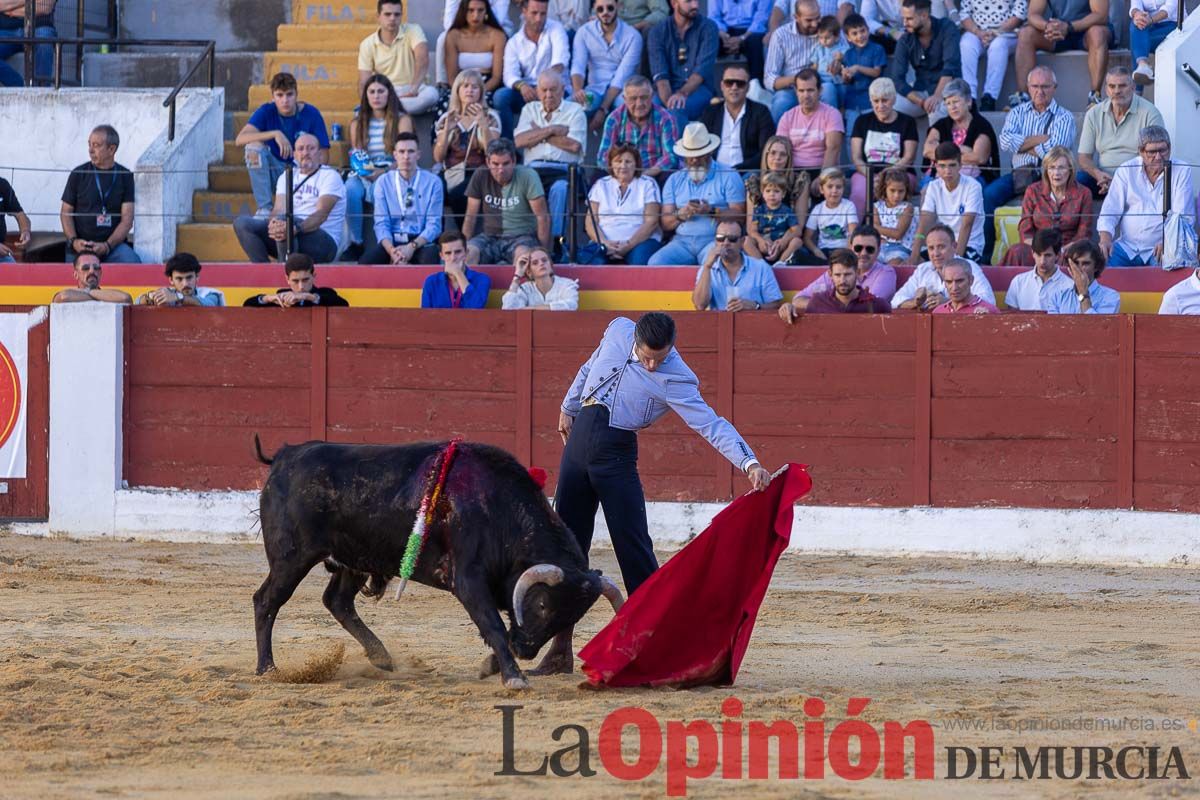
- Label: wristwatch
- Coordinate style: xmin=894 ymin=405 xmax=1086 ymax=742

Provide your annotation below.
xmin=754 ymin=302 xmax=761 ymax=310
xmin=1076 ymin=291 xmax=1088 ymax=303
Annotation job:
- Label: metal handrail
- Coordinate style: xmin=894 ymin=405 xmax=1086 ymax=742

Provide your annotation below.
xmin=163 ymin=41 xmax=217 ymax=142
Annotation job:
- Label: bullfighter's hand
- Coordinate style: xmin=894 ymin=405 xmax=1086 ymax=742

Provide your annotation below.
xmin=558 ymin=410 xmax=574 ymax=444
xmin=747 ymin=464 xmax=771 ymax=491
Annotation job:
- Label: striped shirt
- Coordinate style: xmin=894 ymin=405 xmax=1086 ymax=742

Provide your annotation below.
xmin=763 ymin=21 xmax=819 ymax=92
xmin=366 ymin=118 xmax=387 ymax=161
xmin=571 ymin=18 xmax=643 ymax=97
xmin=597 ymin=105 xmax=682 ymax=172
xmin=998 ymin=99 xmax=1077 ymax=170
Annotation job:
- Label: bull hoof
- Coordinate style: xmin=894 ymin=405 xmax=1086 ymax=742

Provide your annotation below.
xmin=479 ymin=653 xmax=500 ymax=679
xmin=528 ymin=651 xmax=573 ymax=676
xmin=367 ymin=652 xmax=395 ymax=672
xmin=255 ymin=663 xmax=276 ymax=676
xmin=503 ymin=675 xmax=531 ymax=690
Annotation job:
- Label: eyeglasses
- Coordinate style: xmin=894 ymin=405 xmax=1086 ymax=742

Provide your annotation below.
xmin=723 ymin=78 xmax=747 ymax=88
xmin=1142 ymin=147 xmax=1170 ymax=157
xmin=714 ymin=234 xmax=741 ymax=242
xmin=852 ymin=244 xmax=877 ymax=254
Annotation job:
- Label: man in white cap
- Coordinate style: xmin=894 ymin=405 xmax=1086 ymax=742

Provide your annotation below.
xmin=649 ymin=121 xmax=747 ymax=265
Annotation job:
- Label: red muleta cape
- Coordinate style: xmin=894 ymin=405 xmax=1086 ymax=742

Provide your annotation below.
xmin=579 ymin=463 xmax=812 ymax=688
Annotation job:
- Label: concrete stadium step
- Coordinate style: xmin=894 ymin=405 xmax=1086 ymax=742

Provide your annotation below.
xmin=277 ymin=23 xmax=376 ymax=51
xmin=263 ymin=51 xmax=358 ymax=85
xmin=176 ymin=223 xmax=248 ymax=262
xmin=209 ymin=165 xmax=252 ymax=193
xmin=292 ymin=0 xmax=378 ymax=24
xmin=192 ymin=191 xmax=257 ymax=224
xmin=247 ymin=82 xmax=359 ymax=113
xmin=222 ymin=139 xmax=348 ymax=166
xmin=994 ymin=49 xmax=1131 ymax=113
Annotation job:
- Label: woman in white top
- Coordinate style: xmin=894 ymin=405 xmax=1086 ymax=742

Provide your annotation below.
xmin=345 ymin=74 xmax=414 ymax=250
xmin=1130 ymin=0 xmax=1178 ymax=84
xmin=444 ymin=0 xmax=507 ymax=92
xmin=582 ymin=143 xmax=663 ymax=265
xmin=433 ymin=69 xmax=501 ymax=219
xmin=502 ymin=245 xmax=579 ymax=310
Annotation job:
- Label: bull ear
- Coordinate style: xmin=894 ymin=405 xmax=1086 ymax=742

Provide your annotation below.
xmin=593 ymin=571 xmax=625 ymax=615
xmin=512 ymin=564 xmax=565 ymax=627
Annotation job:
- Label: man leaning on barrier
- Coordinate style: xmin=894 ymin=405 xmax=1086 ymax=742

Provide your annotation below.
xmin=135 ymin=252 xmax=224 ymax=307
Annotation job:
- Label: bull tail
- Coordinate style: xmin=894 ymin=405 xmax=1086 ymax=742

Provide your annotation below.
xmin=253 ymin=434 xmax=274 ymax=465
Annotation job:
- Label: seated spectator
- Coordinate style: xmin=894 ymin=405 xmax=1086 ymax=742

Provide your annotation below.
xmin=620 ymin=0 xmax=670 ymax=31
xmin=503 ymin=244 xmax=580 ymax=309
xmin=0 ymin=0 xmax=55 ymax=86
xmin=582 ymin=143 xmax=664 ymax=264
xmin=433 ymin=69 xmax=501 ymax=220
xmin=693 ymin=219 xmax=784 ymax=311
xmin=135 ymin=252 xmax=225 ymax=307
xmin=649 ymin=123 xmax=747 ymax=265
xmin=849 ymin=76 xmax=918 ymax=216
xmin=764 ymin=0 xmax=821 ymax=122
xmin=744 ymin=135 xmax=812 ymax=234
xmin=597 ymin=76 xmax=682 ymax=182
xmin=893 ymin=223 xmax=995 ymax=309
xmin=776 ymin=69 xmax=844 ymax=180
xmin=61 ymin=125 xmax=141 ymax=264
xmin=1130 ymin=0 xmax=1175 ymax=85
xmin=933 ymin=258 xmax=1000 ymax=313
xmin=745 ymin=171 xmax=804 ymax=264
xmin=1098 ymin=126 xmax=1195 ymax=268
xmin=1158 ymin=266 xmax=1200 ymax=315
xmin=794 ymin=225 xmax=898 ymax=303
xmin=422 ymin=231 xmax=492 ymax=307
xmin=1000 ymin=146 xmax=1092 ymax=266
xmin=767 ymin=0 xmax=856 ymax=48
xmin=648 ymin=0 xmax=720 ymax=128
xmin=802 ymin=167 xmax=857 ymax=262
xmin=712 ymin=0 xmax=771 ymax=83
xmin=496 ymin=0 xmax=569 ymax=139
xmin=444 ymin=0 xmax=514 ymax=35
xmin=462 ymin=138 xmax=551 ymax=264
xmin=235 ymin=72 xmax=330 ymax=217
xmin=363 ymin=133 xmax=444 ymax=265
xmin=0 ymin=175 xmax=30 ymax=263
xmin=918 ymin=142 xmax=984 ymax=261
xmin=860 ymin=0 xmax=904 ymax=53
xmin=1013 ymin=0 xmax=1110 ymax=109
xmin=1043 ymin=239 xmax=1119 ymax=313
xmin=514 ymin=70 xmax=586 ymax=249
xmin=872 ymin=167 xmax=916 ymax=264
xmin=1003 ymin=228 xmax=1074 ymax=310
xmin=357 ymin=0 xmax=438 ymax=115
xmin=345 ymin=74 xmax=414 ymax=257
xmin=52 ymin=251 xmax=132 ymax=304
xmin=886 ymin=0 xmax=959 ymax=121
xmin=443 ymin=0 xmax=508 ymax=93
xmin=779 ymin=247 xmax=892 ymax=319
xmin=958 ymin=0 xmax=1025 ymax=112
xmin=1077 ymin=66 xmax=1163 ymax=197
xmin=839 ymin=13 xmax=888 ymax=129
xmin=570 ymin=0 xmax=643 ymax=129
xmin=700 ymin=64 xmax=775 ymax=173
xmin=920 ymin=78 xmax=999 ymax=189
xmin=243 ymin=253 xmax=349 ymax=308
xmin=812 ymin=15 xmax=848 ymax=108
xmin=232 ymin=133 xmax=346 ymax=264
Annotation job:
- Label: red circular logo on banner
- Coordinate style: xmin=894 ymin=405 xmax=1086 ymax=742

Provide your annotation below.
xmin=0 ymin=340 xmax=21 ymax=451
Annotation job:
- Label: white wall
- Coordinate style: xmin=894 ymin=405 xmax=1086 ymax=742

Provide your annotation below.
xmin=0 ymin=87 xmax=223 ymax=262
xmin=1156 ymin=15 xmax=1200 ymax=169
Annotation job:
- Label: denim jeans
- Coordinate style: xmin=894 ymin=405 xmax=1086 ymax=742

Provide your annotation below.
xmin=666 ymin=84 xmax=714 ymax=131
xmin=0 ymin=24 xmax=55 ymax=86
xmin=233 ymin=215 xmax=338 ymax=263
xmin=1108 ymin=240 xmax=1154 ymax=267
xmin=64 ymin=242 xmax=142 ymax=264
xmin=1130 ymin=19 xmax=1174 ymax=62
xmin=343 ymin=173 xmax=374 ymax=246
xmin=577 ymin=238 xmax=661 ymax=265
xmin=770 ymin=89 xmax=799 ymax=123
xmin=493 ymin=86 xmax=526 ymax=141
xmin=648 ymin=234 xmax=709 ymax=265
xmin=245 ymin=143 xmax=288 ymax=212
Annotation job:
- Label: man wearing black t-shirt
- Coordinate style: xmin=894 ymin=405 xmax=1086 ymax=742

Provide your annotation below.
xmin=60 ymin=125 xmax=141 ymax=263
xmin=0 ymin=177 xmax=30 ymax=263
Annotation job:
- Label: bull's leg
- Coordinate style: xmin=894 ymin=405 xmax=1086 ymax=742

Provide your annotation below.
xmin=323 ymin=568 xmax=395 ymax=671
xmin=479 ymin=653 xmax=500 ymax=679
xmin=253 ymin=556 xmax=319 ymax=675
xmin=455 ymin=572 xmax=529 ymax=690
xmin=528 ymin=628 xmax=575 ymax=676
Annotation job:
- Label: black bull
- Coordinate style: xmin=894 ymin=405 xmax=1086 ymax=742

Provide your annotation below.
xmin=252 ymin=437 xmax=624 ymax=689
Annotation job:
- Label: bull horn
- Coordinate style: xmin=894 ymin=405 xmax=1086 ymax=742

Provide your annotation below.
xmin=512 ymin=564 xmax=565 ymax=628
xmin=597 ymin=575 xmax=625 ymax=614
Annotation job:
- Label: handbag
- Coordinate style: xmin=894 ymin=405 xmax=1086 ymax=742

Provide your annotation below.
xmin=443 ymin=121 xmax=477 ymax=192
xmin=1011 ymin=113 xmax=1056 ymax=195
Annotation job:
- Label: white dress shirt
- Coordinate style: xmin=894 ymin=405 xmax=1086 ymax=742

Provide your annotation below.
xmin=515 ymin=99 xmax=587 ymax=164
xmin=1098 ymin=156 xmax=1196 ymax=260
xmin=1004 ymin=267 xmax=1074 ymax=311
xmin=891 ymin=259 xmax=996 ymax=308
xmin=1158 ymin=269 xmax=1200 ymax=315
xmin=715 ymin=104 xmax=746 ymax=169
xmin=502 ymin=275 xmax=580 ymax=310
xmin=503 ymin=19 xmax=571 ymax=88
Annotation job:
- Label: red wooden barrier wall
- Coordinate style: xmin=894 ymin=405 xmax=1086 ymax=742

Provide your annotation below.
xmin=123 ymin=309 xmax=1200 ymax=512
xmin=0 ymin=310 xmax=48 ymax=520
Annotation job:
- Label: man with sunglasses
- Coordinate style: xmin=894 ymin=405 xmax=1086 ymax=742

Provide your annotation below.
xmin=361 ymin=132 xmax=443 ymax=265
xmin=647 ymin=0 xmax=720 ymax=129
xmin=692 ymin=219 xmax=783 ymax=311
xmin=793 ymin=226 xmax=898 ymax=305
xmin=51 ymin=251 xmax=132 ymax=304
xmin=1097 ymin=125 xmax=1195 ymax=268
xmin=699 ymin=64 xmax=775 ymax=172
xmin=570 ymin=0 xmax=643 ymax=132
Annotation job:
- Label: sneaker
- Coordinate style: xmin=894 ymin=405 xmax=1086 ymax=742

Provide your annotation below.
xmin=980 ymin=94 xmax=996 ymax=112
xmin=1133 ymin=62 xmax=1155 ymax=85
xmin=1005 ymin=91 xmax=1030 ymax=110
xmin=1087 ymin=90 xmax=1102 ymax=107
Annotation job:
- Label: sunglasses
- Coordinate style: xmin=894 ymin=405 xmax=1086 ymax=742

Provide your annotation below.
xmin=723 ymin=78 xmax=747 ymax=88
xmin=78 ymin=264 xmax=101 ymax=272
xmin=677 ymin=45 xmax=688 ymax=63
xmin=852 ymin=244 xmax=877 ymax=254
xmin=595 ymin=3 xmax=615 ymax=10
xmin=403 ymin=187 xmax=415 ymax=209
xmin=714 ymin=234 xmax=741 ymax=243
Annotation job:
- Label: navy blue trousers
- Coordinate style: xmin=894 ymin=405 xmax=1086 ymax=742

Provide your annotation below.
xmin=555 ymin=405 xmax=658 ymax=595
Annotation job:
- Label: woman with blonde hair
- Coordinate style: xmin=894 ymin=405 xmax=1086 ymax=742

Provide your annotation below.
xmin=433 ymin=68 xmax=500 ymax=219
xmin=744 ymin=135 xmax=812 ymax=237
xmin=502 ymin=244 xmax=579 ymax=310
xmin=1000 ymin=146 xmax=1093 ymax=266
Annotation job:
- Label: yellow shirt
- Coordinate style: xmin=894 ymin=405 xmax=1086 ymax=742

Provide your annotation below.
xmin=357 ymin=25 xmax=428 ymax=87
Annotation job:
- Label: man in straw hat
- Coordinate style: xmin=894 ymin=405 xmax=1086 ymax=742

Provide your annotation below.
xmin=648 ymin=121 xmax=747 ymax=265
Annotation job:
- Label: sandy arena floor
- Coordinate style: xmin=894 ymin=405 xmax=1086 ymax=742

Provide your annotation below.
xmin=1 ymin=530 xmax=1198 ymax=799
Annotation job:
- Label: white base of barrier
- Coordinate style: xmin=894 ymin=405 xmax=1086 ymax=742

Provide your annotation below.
xmin=9 ymin=488 xmax=1199 ymax=567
